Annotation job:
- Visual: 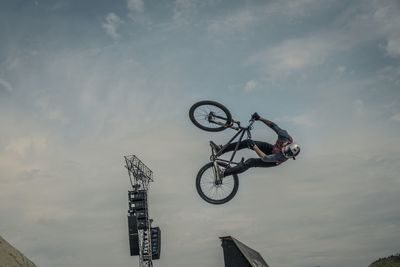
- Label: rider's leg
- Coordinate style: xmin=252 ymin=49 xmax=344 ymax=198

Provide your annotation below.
xmin=221 ymin=140 xmax=273 ymax=155
xmin=254 ymin=141 xmax=274 ymax=155
xmin=210 ymin=141 xmax=223 ymax=153
xmin=222 ymin=139 xmax=256 ymax=153
xmin=223 ymin=158 xmax=276 ymax=177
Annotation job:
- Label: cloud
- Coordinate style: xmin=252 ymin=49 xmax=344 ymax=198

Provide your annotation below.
xmin=34 ymin=96 xmax=69 ymax=124
xmin=337 ymin=65 xmax=347 ymax=74
xmin=1 ymin=1 xmax=400 ymax=267
xmin=371 ymin=0 xmax=400 ymax=58
xmin=243 ymin=80 xmax=258 ymax=92
xmin=246 ymin=37 xmax=335 ymax=79
xmin=5 ymin=136 xmax=47 ymax=158
xmin=0 ymin=77 xmax=13 ymax=92
xmin=354 ymin=99 xmax=365 ymax=118
xmin=264 ymin=0 xmax=333 ymax=19
xmin=376 ymin=65 xmax=400 ymax=85
xmin=246 ymin=0 xmax=400 ymax=79
xmin=391 ymin=112 xmax=400 ymax=122
xmin=126 ymin=0 xmax=149 ymax=24
xmin=207 ymin=0 xmax=328 ymax=36
xmin=335 ymin=0 xmax=400 ymax=58
xmin=127 ymin=0 xmax=144 ymax=13
xmin=102 ymin=13 xmax=123 ymax=40
xmin=208 ymin=9 xmax=256 ymax=35
xmin=173 ymin=0 xmax=198 ymax=26
xmin=385 ymin=36 xmax=400 ymax=57
xmin=47 ymin=1 xmax=69 ymax=11
xmin=276 ymin=113 xmax=317 ymax=127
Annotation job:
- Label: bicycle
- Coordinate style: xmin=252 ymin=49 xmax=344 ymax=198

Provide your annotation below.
xmin=189 ymin=100 xmax=256 ymax=204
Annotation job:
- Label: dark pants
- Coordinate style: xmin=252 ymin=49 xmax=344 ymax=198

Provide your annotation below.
xmin=222 ymin=140 xmax=277 ymax=176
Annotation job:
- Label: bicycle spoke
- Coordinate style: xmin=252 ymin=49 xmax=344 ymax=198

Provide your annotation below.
xmin=221 ymin=184 xmax=233 ymax=193
xmin=199 ymin=107 xmax=209 ymax=115
xmin=192 ymin=104 xmax=229 ymax=129
xmin=197 ymin=162 xmax=238 ymax=203
xmin=215 ymin=187 xmax=221 ymax=200
xmin=200 ymin=174 xmax=234 ymax=200
xmin=218 ymin=186 xmax=229 ymax=200
xmin=219 ymin=186 xmax=227 ymax=198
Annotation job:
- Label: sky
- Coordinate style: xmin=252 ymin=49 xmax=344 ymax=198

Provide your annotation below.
xmin=0 ymin=0 xmax=400 ymax=267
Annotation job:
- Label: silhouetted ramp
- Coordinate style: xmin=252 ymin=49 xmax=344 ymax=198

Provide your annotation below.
xmin=220 ymin=236 xmax=269 ymax=267
xmin=0 ymin=235 xmax=37 ymax=267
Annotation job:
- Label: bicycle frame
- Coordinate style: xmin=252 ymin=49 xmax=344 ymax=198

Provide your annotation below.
xmin=210 ymin=118 xmax=256 ymax=168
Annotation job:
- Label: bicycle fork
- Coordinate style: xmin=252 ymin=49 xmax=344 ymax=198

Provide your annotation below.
xmin=210 ymin=143 xmax=224 ymax=182
xmin=213 ymin=160 xmax=223 ymax=183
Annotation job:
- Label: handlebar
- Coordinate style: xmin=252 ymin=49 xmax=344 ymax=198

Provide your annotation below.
xmin=247 ymin=116 xmax=257 ymax=129
xmin=226 ymin=115 xmax=257 ymax=131
xmin=248 ymin=118 xmax=255 ymax=126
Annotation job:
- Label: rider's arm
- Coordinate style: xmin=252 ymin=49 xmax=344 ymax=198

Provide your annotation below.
xmin=253 ymin=145 xmax=267 ymax=159
xmin=254 ymin=145 xmax=279 ymax=163
xmin=258 ymin=117 xmax=281 ymax=133
xmin=258 ymin=117 xmax=293 ymax=141
xmin=261 ymin=154 xmax=281 ymax=164
xmin=254 ymin=145 xmax=281 ymax=164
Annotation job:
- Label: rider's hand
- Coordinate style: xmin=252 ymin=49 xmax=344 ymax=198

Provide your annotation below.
xmin=251 ymin=112 xmax=260 ymax=121
xmin=247 ymin=140 xmax=256 ymax=149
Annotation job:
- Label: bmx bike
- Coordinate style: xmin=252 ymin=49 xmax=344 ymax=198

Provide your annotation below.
xmin=189 ymin=100 xmax=256 ymax=204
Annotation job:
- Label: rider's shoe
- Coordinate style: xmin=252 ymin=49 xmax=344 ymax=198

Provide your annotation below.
xmin=210 ymin=141 xmax=223 ymax=154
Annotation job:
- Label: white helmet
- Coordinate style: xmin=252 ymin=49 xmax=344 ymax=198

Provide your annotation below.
xmin=282 ymin=143 xmax=300 ymax=159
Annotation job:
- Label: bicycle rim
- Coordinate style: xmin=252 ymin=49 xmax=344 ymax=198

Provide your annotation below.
xmin=189 ymin=100 xmax=232 ymax=132
xmin=196 ymin=162 xmax=239 ymax=204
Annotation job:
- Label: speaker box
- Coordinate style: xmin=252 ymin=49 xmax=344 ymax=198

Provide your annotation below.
xmin=129 ymin=233 xmax=139 ymax=256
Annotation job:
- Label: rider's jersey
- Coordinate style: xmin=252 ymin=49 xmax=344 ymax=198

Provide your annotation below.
xmin=261 ymin=122 xmax=293 ymax=165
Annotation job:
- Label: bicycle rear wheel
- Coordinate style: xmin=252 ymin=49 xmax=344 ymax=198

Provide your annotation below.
xmin=196 ymin=162 xmax=239 ymax=205
xmin=189 ymin=100 xmax=232 ymax=132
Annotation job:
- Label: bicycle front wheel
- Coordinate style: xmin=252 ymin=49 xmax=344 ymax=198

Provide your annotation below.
xmin=196 ymin=162 xmax=239 ymax=205
xmin=189 ymin=100 xmax=232 ymax=132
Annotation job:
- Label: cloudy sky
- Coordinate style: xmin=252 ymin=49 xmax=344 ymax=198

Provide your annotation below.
xmin=1 ymin=0 xmax=400 ymax=267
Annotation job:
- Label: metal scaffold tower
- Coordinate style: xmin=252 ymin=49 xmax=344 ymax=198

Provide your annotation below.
xmin=125 ymin=155 xmax=161 ymax=267
xmin=125 ymin=155 xmax=154 ymax=190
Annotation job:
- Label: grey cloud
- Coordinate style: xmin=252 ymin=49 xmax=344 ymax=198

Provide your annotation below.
xmin=0 ymin=1 xmax=399 ymax=267
xmin=275 ymin=113 xmax=317 ymax=127
xmin=370 ymin=0 xmax=400 ymax=57
xmin=173 ymin=0 xmax=198 ymax=25
xmin=126 ymin=0 xmax=150 ymax=25
xmin=246 ymin=36 xmax=336 ymax=79
xmin=246 ymin=0 xmax=400 ymax=81
xmin=264 ymin=0 xmax=336 ymax=19
xmin=47 ymin=1 xmax=70 ymax=11
xmin=243 ymin=80 xmax=258 ymax=93
xmin=102 ymin=13 xmax=123 ymax=40
xmin=207 ymin=9 xmax=257 ymax=35
xmin=171 ymin=0 xmax=218 ymax=27
xmin=0 ymin=77 xmax=13 ymax=92
xmin=127 ymin=0 xmax=144 ymax=13
xmin=386 ymin=37 xmax=400 ymax=57
xmin=391 ymin=112 xmax=400 ymax=122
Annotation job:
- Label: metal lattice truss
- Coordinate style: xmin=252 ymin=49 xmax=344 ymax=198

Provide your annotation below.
xmin=124 ymin=155 xmax=154 ymax=190
xmin=126 ymin=155 xmax=155 ymax=267
xmin=139 ymin=229 xmax=153 ymax=267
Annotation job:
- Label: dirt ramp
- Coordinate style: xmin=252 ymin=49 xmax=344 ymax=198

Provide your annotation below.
xmin=369 ymin=255 xmax=400 ymax=267
xmin=0 ymin=235 xmax=37 ymax=267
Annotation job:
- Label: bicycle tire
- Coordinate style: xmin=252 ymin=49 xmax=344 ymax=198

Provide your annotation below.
xmin=196 ymin=162 xmax=239 ymax=205
xmin=189 ymin=100 xmax=232 ymax=132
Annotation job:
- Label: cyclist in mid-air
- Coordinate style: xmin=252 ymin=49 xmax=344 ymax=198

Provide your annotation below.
xmin=210 ymin=112 xmax=300 ymax=177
